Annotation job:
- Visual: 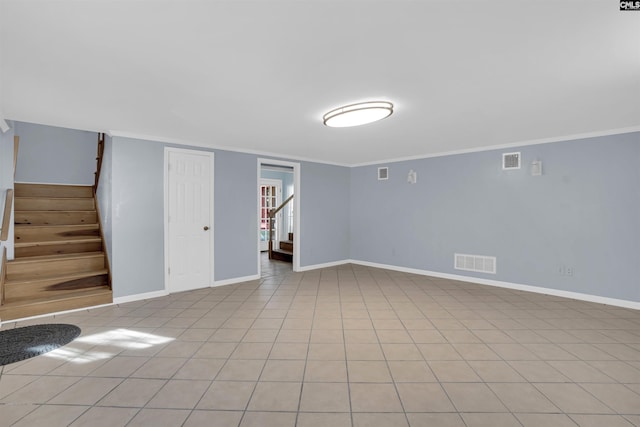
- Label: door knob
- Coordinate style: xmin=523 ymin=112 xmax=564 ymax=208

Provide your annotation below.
xmin=204 ymin=226 xmax=210 ymax=231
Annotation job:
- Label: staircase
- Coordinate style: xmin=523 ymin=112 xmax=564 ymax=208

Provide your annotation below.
xmin=271 ymin=232 xmax=293 ymax=262
xmin=268 ymin=194 xmax=294 ymax=263
xmin=0 ymin=183 xmax=111 ymax=321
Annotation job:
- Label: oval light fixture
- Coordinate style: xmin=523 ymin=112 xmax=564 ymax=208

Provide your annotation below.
xmin=323 ymin=101 xmax=393 ymax=127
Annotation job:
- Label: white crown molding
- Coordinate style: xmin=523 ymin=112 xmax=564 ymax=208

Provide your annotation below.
xmin=108 ymin=130 xmax=352 ymax=167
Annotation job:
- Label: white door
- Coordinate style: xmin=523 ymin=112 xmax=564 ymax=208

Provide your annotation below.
xmin=166 ymin=149 xmax=214 ymax=293
xmin=259 ymin=179 xmax=282 ymax=251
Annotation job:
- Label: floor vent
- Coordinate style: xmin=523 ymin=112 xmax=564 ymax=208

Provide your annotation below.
xmin=454 ymin=253 xmax=497 ymax=274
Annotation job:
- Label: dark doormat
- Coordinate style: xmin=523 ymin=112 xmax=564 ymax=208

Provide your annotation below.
xmin=0 ymin=324 xmax=81 ymax=366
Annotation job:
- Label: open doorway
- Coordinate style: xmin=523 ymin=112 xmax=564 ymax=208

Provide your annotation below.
xmin=257 ymin=159 xmax=300 ymax=275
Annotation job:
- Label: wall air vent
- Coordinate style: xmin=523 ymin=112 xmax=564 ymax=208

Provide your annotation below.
xmin=378 ymin=167 xmax=389 ymax=180
xmin=454 ymin=253 xmax=497 ymax=274
xmin=502 ymin=152 xmax=521 ymax=170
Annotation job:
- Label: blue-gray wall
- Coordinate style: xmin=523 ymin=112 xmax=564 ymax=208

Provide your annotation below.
xmin=350 ymin=132 xmax=640 ymax=303
xmin=110 ymin=137 xmax=165 ymax=298
xmin=108 ymin=136 xmax=351 ymax=298
xmin=14 ymin=121 xmax=97 ymax=185
xmin=300 ymin=161 xmax=350 ymax=267
xmin=213 ymin=149 xmax=261 ymax=281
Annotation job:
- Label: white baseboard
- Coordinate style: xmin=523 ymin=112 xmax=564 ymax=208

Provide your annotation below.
xmin=114 ymin=275 xmax=263 ymax=304
xmin=1 ymin=291 xmax=172 ymax=325
xmin=214 ymin=274 xmax=261 ymax=287
xmin=114 ymin=275 xmax=262 ymax=303
xmin=113 ymin=290 xmax=169 ymax=305
xmin=297 ymin=259 xmax=351 ymax=272
xmin=349 ymin=259 xmax=640 ymax=310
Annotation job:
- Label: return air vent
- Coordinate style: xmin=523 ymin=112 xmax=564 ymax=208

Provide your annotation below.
xmin=454 ymin=253 xmax=497 ymax=274
xmin=502 ymin=152 xmax=521 ymax=170
xmin=378 ymin=167 xmax=389 ymax=180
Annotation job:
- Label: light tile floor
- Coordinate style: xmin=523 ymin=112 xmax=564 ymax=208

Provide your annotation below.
xmin=1 ymin=256 xmax=640 ymax=426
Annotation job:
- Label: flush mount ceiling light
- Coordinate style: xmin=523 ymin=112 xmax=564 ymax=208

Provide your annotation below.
xmin=323 ymin=101 xmax=393 ymax=127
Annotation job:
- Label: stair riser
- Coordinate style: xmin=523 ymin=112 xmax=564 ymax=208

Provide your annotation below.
xmin=15 ymin=211 xmax=97 ymax=226
xmin=0 ymin=290 xmax=112 ymax=321
xmin=7 ymin=256 xmax=105 ymax=279
xmin=14 ymin=183 xmax=93 ymax=198
xmin=5 ymin=274 xmax=109 ymax=301
xmin=15 ymin=198 xmax=95 ymax=211
xmin=15 ymin=225 xmax=100 ymax=243
xmin=271 ymin=251 xmax=293 ymax=262
xmin=279 ymin=241 xmax=293 ymax=252
xmin=15 ymin=241 xmax=103 ymax=258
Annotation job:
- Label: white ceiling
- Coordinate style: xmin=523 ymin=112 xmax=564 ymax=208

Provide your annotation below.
xmin=1 ymin=1 xmax=639 ymax=166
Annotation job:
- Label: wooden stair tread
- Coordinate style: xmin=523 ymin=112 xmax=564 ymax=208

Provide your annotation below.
xmin=1 ymin=286 xmax=111 ymax=306
xmin=5 ymin=270 xmax=109 ymax=302
xmin=0 ymin=287 xmax=112 ymax=321
xmin=15 ymin=237 xmax=102 ymax=247
xmin=270 ymin=248 xmax=293 ymax=263
xmin=15 ymin=210 xmax=97 ymax=213
xmin=8 ymin=251 xmax=105 ymax=263
xmin=8 ymin=266 xmax=106 ymax=282
xmin=14 ymin=210 xmax=98 ymax=226
xmin=5 ymin=269 xmax=109 ymax=286
xmin=15 ymin=196 xmax=94 ymax=200
xmin=15 ymin=197 xmax=95 ymax=212
xmin=272 ymin=248 xmax=293 ymax=255
xmin=15 ymin=224 xmax=100 ymax=244
xmin=14 ymin=241 xmax=103 ymax=258
xmin=14 ymin=223 xmax=99 ymax=229
xmin=7 ymin=252 xmax=106 ymax=281
xmin=14 ymin=183 xmax=93 ymax=198
xmin=16 ymin=208 xmax=96 ymax=213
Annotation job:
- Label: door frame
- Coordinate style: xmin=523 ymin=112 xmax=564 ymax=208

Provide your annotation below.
xmin=257 ymin=158 xmax=300 ymax=273
xmin=164 ymin=147 xmax=215 ymax=293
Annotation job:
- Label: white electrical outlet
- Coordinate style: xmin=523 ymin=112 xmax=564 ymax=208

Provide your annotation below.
xmin=566 ymin=267 xmax=574 ymax=276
